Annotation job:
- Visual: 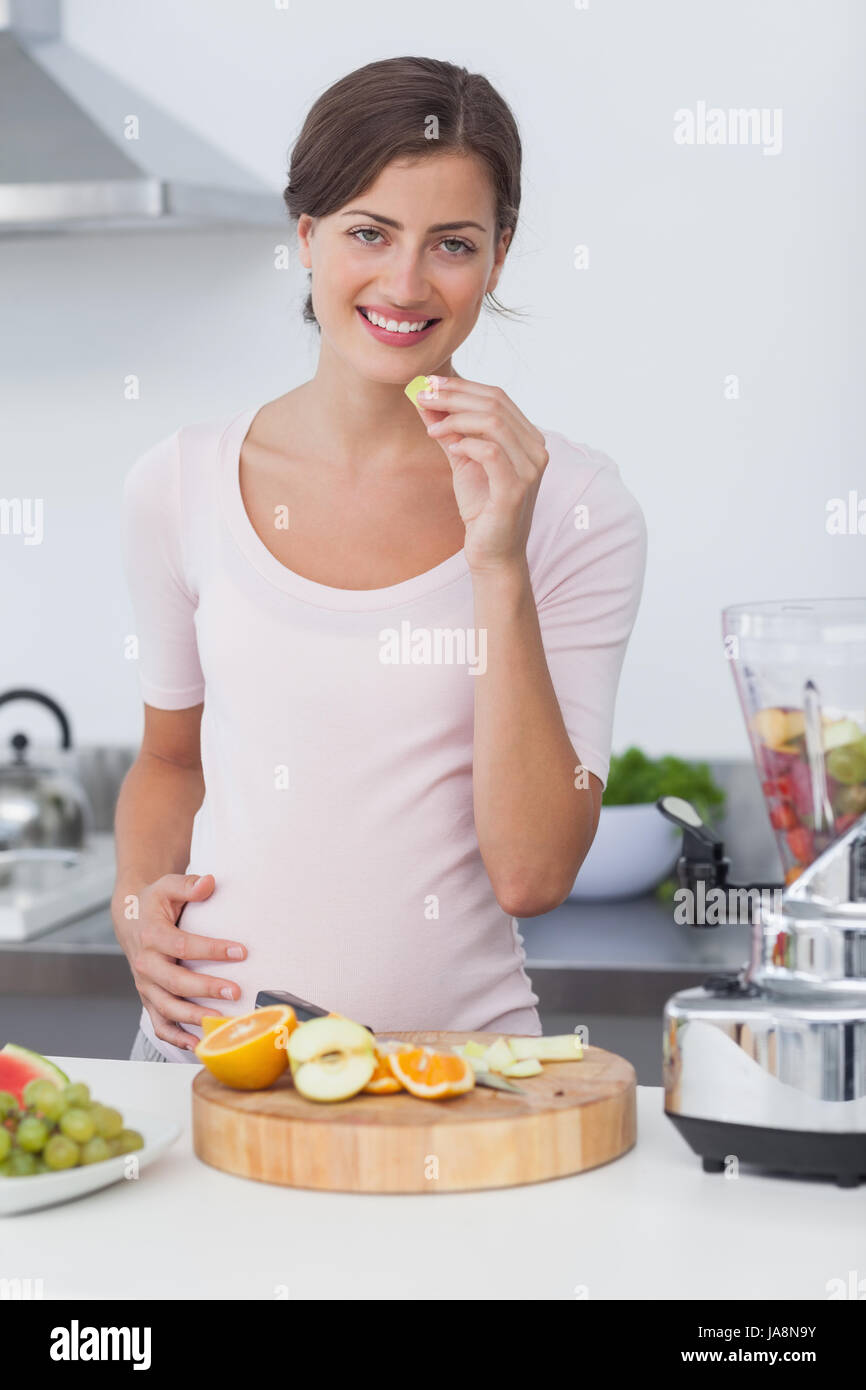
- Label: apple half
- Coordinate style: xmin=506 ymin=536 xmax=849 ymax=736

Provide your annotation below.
xmin=287 ymin=1017 xmax=376 ymax=1102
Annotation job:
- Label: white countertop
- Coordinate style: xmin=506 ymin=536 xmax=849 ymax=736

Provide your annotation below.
xmin=3 ymin=1055 xmax=863 ymax=1301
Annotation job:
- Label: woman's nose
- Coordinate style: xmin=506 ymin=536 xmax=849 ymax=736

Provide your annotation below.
xmin=379 ymin=255 xmax=432 ymax=306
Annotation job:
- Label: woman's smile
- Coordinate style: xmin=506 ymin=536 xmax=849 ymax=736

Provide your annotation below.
xmin=355 ymin=304 xmax=441 ymax=345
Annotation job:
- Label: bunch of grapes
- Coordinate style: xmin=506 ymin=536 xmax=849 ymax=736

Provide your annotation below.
xmin=0 ymin=1080 xmax=143 ymax=1176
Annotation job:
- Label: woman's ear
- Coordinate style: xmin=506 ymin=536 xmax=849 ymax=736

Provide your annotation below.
xmin=296 ymin=213 xmax=314 ymax=270
xmin=486 ymin=227 xmax=513 ymax=296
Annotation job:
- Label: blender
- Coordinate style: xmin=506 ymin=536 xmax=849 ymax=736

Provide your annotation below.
xmin=659 ymin=598 xmax=866 ymax=1185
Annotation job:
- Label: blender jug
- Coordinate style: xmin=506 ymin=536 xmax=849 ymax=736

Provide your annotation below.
xmin=722 ymin=598 xmax=866 ymax=884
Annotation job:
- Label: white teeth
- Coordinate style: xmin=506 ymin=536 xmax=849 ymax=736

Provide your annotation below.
xmin=361 ymin=308 xmax=432 ymax=332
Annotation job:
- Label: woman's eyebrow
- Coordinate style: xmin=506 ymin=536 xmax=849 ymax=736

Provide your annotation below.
xmin=340 ymin=209 xmax=487 ymax=233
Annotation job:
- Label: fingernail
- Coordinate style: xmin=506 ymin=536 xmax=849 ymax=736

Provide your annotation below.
xmin=226 ymin=946 xmax=244 ymax=960
xmin=220 ymin=986 xmax=235 ymax=999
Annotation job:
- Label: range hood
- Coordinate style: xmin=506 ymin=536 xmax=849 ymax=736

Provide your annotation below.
xmin=0 ymin=0 xmax=285 ymax=235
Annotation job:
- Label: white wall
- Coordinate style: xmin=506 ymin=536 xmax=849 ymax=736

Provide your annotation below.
xmin=2 ymin=0 xmax=863 ymax=758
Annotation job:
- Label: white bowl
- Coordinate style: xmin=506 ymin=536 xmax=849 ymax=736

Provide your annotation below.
xmin=0 ymin=1109 xmax=180 ymax=1216
xmin=568 ymin=804 xmax=682 ymax=901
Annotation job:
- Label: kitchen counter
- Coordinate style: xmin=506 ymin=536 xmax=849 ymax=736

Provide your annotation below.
xmin=3 ymin=1055 xmax=862 ymax=1300
xmin=0 ymin=895 xmax=753 ymax=986
xmin=0 ymin=898 xmax=757 ymax=1080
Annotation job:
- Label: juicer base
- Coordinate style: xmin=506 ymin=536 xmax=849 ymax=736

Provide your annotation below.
xmin=668 ymin=1113 xmax=866 ymax=1187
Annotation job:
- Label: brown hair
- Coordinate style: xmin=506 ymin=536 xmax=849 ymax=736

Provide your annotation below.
xmin=283 ymin=56 xmax=523 ymax=328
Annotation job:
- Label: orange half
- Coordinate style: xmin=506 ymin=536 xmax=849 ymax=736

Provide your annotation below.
xmin=195 ymin=1005 xmax=296 ymax=1089
xmin=387 ymin=1046 xmax=475 ymax=1099
xmin=200 ymin=1016 xmax=228 ymax=1037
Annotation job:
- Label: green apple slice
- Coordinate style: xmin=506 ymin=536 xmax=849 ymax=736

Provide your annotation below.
xmin=507 ymin=1035 xmax=584 ymax=1061
xmin=502 ymin=1058 xmax=543 ymax=1078
xmin=822 ymin=719 xmax=865 ymax=752
xmin=483 ymin=1037 xmax=517 ymax=1073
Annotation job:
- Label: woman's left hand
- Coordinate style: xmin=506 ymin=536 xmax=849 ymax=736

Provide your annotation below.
xmin=415 ymin=376 xmax=549 ymax=575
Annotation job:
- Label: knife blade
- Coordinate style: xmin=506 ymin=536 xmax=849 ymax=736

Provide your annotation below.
xmin=471 ymin=1070 xmax=526 ymax=1094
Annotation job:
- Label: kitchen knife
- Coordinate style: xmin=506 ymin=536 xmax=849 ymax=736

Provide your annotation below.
xmin=467 ymin=1070 xmax=526 ymax=1094
xmin=255 ymin=989 xmax=375 ymax=1033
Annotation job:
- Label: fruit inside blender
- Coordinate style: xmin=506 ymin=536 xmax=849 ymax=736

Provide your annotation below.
xmin=750 ymin=707 xmax=866 ymax=882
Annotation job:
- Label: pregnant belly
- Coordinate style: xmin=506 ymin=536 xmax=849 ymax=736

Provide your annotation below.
xmin=174 ymin=875 xmax=538 ymax=1035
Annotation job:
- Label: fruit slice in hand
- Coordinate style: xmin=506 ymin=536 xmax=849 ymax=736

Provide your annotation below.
xmin=288 ymin=1017 xmax=377 ymax=1102
xmin=194 ymin=1005 xmax=295 ymax=1090
xmin=388 ymin=1046 xmax=475 ymax=1099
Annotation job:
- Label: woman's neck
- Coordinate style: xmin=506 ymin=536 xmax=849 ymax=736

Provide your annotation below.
xmin=295 ymin=339 xmax=459 ymax=474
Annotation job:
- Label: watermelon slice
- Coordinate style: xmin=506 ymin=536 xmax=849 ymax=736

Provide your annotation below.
xmin=0 ymin=1044 xmax=68 ymax=1104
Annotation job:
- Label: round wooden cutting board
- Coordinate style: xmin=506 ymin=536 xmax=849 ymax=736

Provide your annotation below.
xmin=192 ymin=1030 xmax=636 ymax=1193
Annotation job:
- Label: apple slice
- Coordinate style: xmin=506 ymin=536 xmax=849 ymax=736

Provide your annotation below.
xmin=483 ymin=1037 xmax=517 ymax=1073
xmin=502 ymin=1058 xmax=543 ymax=1078
xmin=822 ymin=719 xmax=864 ymax=751
xmin=507 ymin=1035 xmax=584 ymax=1061
xmin=751 ymin=708 xmax=806 ymax=751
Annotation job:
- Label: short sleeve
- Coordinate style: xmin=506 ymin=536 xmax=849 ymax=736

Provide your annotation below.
xmin=534 ymin=456 xmax=647 ymax=789
xmin=120 ymin=429 xmax=206 ymax=710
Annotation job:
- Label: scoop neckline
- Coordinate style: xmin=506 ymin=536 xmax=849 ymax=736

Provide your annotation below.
xmin=218 ymin=403 xmax=471 ymax=611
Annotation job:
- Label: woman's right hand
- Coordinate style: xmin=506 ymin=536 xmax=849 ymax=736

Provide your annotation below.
xmin=114 ymin=873 xmax=246 ymax=1051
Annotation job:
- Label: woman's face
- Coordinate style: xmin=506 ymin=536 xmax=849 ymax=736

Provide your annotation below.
xmin=297 ymin=152 xmax=511 ymax=382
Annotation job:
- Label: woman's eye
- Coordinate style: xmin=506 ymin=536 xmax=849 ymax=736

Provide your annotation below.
xmin=351 ymin=227 xmax=384 ymax=245
xmin=348 ymin=228 xmax=475 ymax=256
xmin=440 ymin=237 xmax=475 ymax=256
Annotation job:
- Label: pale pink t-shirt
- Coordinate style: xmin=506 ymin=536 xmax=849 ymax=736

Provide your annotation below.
xmin=121 ymin=404 xmax=647 ymax=1062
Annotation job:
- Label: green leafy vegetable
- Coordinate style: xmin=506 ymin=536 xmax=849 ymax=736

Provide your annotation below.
xmin=603 ymin=745 xmax=726 ymax=826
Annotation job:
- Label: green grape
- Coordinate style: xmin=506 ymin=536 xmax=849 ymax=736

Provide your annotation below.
xmin=0 ymin=1129 xmax=10 ymax=1162
xmin=80 ymin=1136 xmax=111 ymax=1166
xmin=43 ymin=1134 xmax=79 ymax=1171
xmin=33 ymin=1157 xmax=49 ymax=1174
xmin=23 ymin=1079 xmax=65 ymax=1121
xmin=116 ymin=1129 xmax=144 ymax=1154
xmin=61 ymin=1082 xmax=91 ymax=1108
xmin=0 ymin=1159 xmax=12 ymax=1177
xmin=59 ymin=1107 xmax=95 ymax=1144
xmin=6 ymin=1150 xmax=38 ymax=1177
xmin=91 ymin=1105 xmax=123 ymax=1140
xmin=16 ymin=1116 xmax=49 ymax=1153
xmin=0 ymin=1091 xmax=18 ymax=1117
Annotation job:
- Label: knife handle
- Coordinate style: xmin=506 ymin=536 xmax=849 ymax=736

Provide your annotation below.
xmin=255 ymin=989 xmax=374 ymax=1034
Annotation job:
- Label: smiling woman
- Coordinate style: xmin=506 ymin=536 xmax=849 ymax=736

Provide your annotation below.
xmin=114 ymin=56 xmax=647 ymax=1062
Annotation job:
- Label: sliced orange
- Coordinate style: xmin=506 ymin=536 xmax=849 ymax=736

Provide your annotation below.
xmin=200 ymin=1016 xmax=228 ymax=1037
xmin=194 ymin=1005 xmax=296 ymax=1090
xmin=363 ymin=1044 xmax=409 ymax=1095
xmin=387 ymin=1046 xmax=475 ymax=1099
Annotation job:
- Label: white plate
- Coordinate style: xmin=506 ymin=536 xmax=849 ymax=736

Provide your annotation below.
xmin=0 ymin=1109 xmax=181 ymax=1216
